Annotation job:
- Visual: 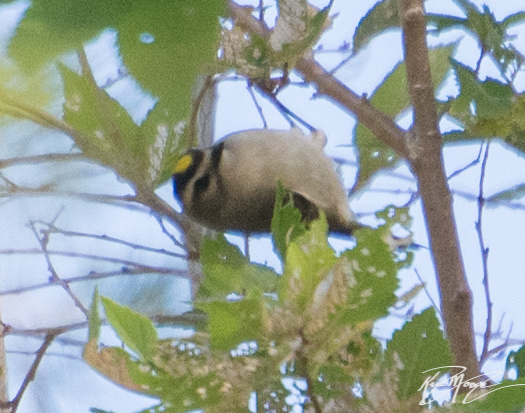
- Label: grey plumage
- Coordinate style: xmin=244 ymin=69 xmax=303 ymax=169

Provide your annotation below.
xmin=172 ymin=128 xmax=359 ymax=234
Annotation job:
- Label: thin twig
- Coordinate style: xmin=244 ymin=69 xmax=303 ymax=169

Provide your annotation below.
xmin=0 ymin=266 xmax=186 ymax=297
xmin=256 ymin=88 xmax=316 ymax=131
xmin=0 ymin=153 xmax=85 ymax=169
xmin=34 ymin=221 xmax=185 ymax=259
xmin=153 ymin=213 xmax=186 ymax=250
xmin=447 ymin=143 xmax=484 ymax=180
xmin=29 ymin=218 xmax=90 ymax=318
xmin=0 ymin=332 xmax=58 ymax=413
xmin=414 ymin=268 xmax=441 ymax=316
xmin=2 ymin=313 xmax=207 ymax=339
xmin=247 ymin=83 xmax=268 ymax=128
xmin=477 ymin=142 xmax=492 ymax=363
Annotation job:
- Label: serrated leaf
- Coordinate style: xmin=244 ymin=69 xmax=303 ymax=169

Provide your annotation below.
xmin=353 ymin=0 xmax=399 ymax=53
xmin=88 ymin=287 xmax=101 ymax=342
xmin=101 ymin=297 xmax=158 ymax=361
xmin=117 ymin=0 xmax=224 ymax=121
xmin=198 ymin=234 xmax=279 ymax=300
xmin=354 ymin=47 xmax=454 ymax=190
xmin=385 ymin=307 xmax=453 ymax=401
xmin=197 ymin=290 xmax=266 ymax=351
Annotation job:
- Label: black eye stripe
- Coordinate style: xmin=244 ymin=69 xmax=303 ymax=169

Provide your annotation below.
xmin=194 ymin=174 xmax=210 ymax=195
xmin=172 ymin=150 xmax=203 ymax=199
xmin=210 ymin=141 xmax=224 ymax=171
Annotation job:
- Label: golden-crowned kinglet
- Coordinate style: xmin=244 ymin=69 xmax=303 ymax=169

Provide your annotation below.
xmin=172 ymin=128 xmax=360 ymax=234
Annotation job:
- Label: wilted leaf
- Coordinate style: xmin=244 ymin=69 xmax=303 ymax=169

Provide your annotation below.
xmin=83 ymin=339 xmax=146 ymax=393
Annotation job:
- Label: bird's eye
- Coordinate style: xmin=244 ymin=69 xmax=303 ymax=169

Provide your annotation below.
xmin=195 ymin=174 xmax=210 ymax=194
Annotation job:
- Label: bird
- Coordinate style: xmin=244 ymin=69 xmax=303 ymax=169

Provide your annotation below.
xmin=171 ymin=128 xmax=360 ymax=235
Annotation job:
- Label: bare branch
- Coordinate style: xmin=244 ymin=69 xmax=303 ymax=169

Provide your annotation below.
xmin=29 ymin=217 xmax=90 ymax=318
xmin=399 ymin=0 xmax=479 ymax=376
xmin=0 ymin=332 xmax=58 ymax=413
xmin=247 ymin=83 xmax=269 ymax=129
xmin=35 ymin=221 xmax=185 ymax=259
xmin=477 ymin=143 xmax=494 ymax=365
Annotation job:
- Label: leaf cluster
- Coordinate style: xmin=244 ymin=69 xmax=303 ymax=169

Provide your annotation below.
xmin=351 ymin=0 xmax=525 ymax=192
xmin=85 ymin=197 xmax=457 ymax=412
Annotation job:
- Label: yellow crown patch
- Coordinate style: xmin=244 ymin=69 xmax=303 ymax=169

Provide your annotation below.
xmin=174 ymin=154 xmax=193 ymax=174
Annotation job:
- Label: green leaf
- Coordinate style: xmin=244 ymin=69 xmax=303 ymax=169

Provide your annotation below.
xmin=271 ymin=180 xmax=307 ymax=259
xmin=198 ymin=234 xmax=279 ymax=300
xmin=280 ymin=216 xmax=337 ymax=312
xmin=198 ymin=290 xmax=266 ymax=351
xmin=429 ymin=1 xmax=525 ymax=70
xmin=354 ymin=46 xmax=454 ymax=190
xmin=488 ymin=184 xmax=525 ymax=203
xmin=507 ymin=345 xmax=525 ymax=379
xmin=451 ymin=59 xmax=514 ymax=119
xmin=139 ymin=100 xmax=190 ymax=186
xmin=385 ymin=307 xmax=453 ymax=401
xmin=459 ymin=378 xmax=525 ymax=412
xmin=117 ymin=0 xmax=224 ymax=120
xmin=340 ymin=225 xmax=398 ymax=322
xmin=447 ymin=60 xmax=525 ymax=153
xmin=9 ymin=0 xmax=131 ymax=71
xmin=353 ymin=0 xmax=399 ymax=53
xmin=101 ymin=297 xmax=158 ymax=361
xmin=88 ymin=287 xmax=101 ymax=342
xmin=60 ymin=64 xmax=148 ymax=184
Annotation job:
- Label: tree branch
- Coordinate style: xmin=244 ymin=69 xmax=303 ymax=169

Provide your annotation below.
xmin=228 ymin=1 xmax=410 ymax=159
xmin=399 ymin=0 xmax=479 ymax=376
xmin=0 ymin=332 xmax=58 ymax=413
xmin=477 ymin=143 xmax=493 ymax=365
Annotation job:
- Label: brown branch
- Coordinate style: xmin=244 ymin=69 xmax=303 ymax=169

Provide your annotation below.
xmin=399 ymin=0 xmax=479 ymax=376
xmin=227 ymin=1 xmax=409 ymax=159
